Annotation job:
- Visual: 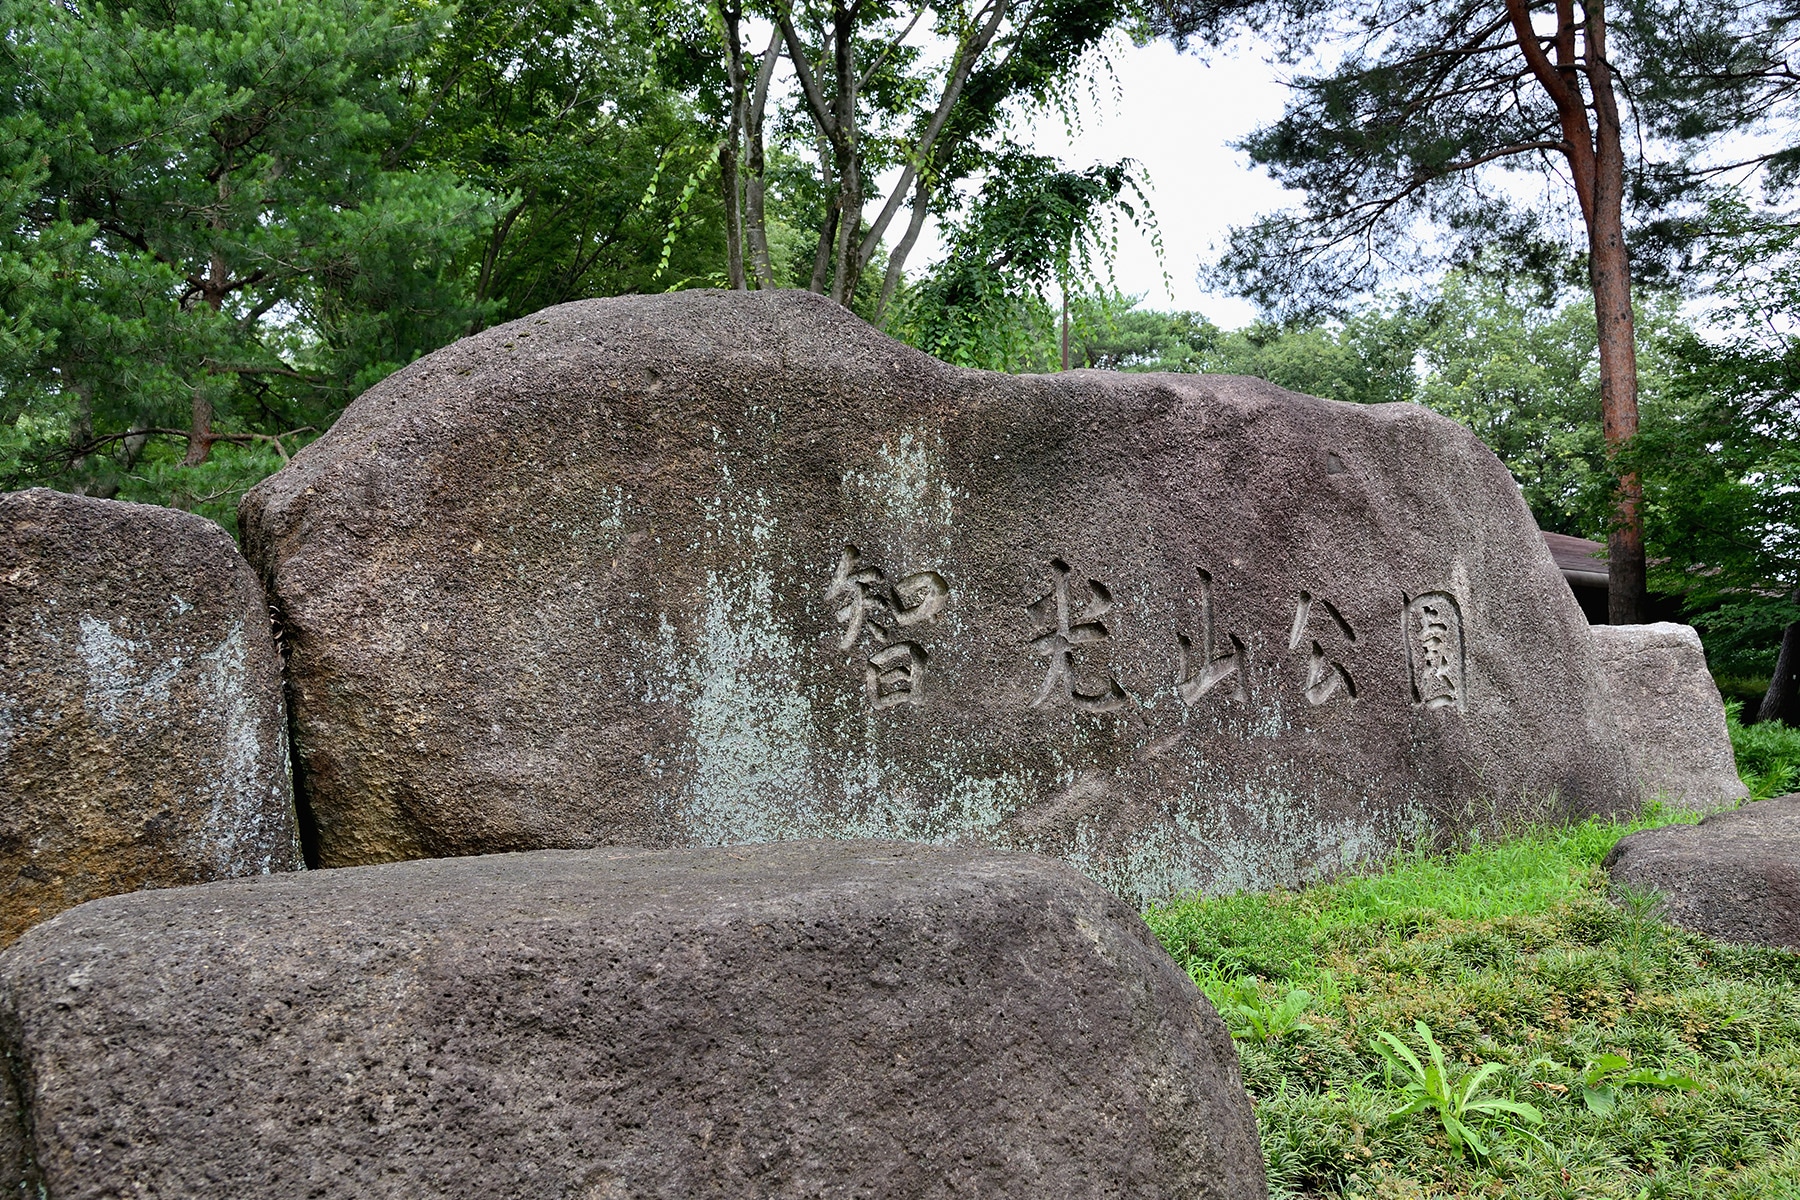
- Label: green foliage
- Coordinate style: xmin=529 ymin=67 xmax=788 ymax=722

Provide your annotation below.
xmin=1409 ymin=276 xmax=1617 ymax=538
xmin=1204 ymin=977 xmax=1316 ymax=1044
xmin=1372 ymin=1020 xmax=1545 ymax=1159
xmin=405 ymin=0 xmax=729 ymax=326
xmin=1726 ymin=702 xmax=1800 ymax=800
xmin=893 ymin=154 xmax=1154 ymax=370
xmin=1626 ymin=199 xmax=1800 ymax=675
xmin=1146 ymin=815 xmax=1800 ymax=1197
xmin=1142 ymin=0 xmax=1782 ymax=318
xmin=767 ymin=0 xmax=1131 ymax=306
xmin=1575 ymin=1052 xmax=1700 ymax=1116
xmin=0 ymin=0 xmax=484 ymax=509
xmin=1205 ymin=306 xmax=1419 ymax=407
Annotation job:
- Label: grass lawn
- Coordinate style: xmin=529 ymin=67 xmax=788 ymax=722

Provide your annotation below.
xmin=1145 ymin=805 xmax=1800 ymax=1199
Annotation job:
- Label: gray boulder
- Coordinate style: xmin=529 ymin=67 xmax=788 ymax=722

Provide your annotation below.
xmin=240 ymin=290 xmax=1636 ymax=901
xmin=0 ymin=489 xmax=301 ymax=947
xmin=1604 ymin=795 xmax=1800 ymax=950
xmin=1593 ymin=622 xmax=1747 ymax=806
xmin=0 ymin=840 xmax=1267 ymax=1200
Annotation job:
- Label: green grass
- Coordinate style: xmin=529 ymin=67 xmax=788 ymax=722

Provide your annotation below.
xmin=1146 ymin=807 xmax=1800 ymax=1199
xmin=1726 ymin=703 xmax=1800 ymax=800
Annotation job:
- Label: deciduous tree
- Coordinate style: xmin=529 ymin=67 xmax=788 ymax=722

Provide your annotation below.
xmin=716 ymin=0 xmax=1128 ymax=319
xmin=1143 ymin=0 xmax=1759 ymax=623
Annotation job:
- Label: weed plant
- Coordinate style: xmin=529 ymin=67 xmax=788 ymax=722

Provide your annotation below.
xmin=1146 ymin=809 xmax=1800 ymax=1198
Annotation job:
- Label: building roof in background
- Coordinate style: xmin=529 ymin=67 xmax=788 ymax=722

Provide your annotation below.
xmin=1543 ymin=532 xmax=1608 ymax=587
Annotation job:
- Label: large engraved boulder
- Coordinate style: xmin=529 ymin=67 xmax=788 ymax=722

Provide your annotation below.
xmin=1592 ymin=622 xmax=1748 ymax=807
xmin=0 ymin=841 xmax=1267 ymax=1199
xmin=240 ymin=291 xmax=1636 ymax=900
xmin=0 ymin=489 xmax=301 ymax=946
xmin=1604 ymin=795 xmax=1800 ymax=950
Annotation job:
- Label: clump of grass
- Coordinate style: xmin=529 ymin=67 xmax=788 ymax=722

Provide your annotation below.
xmin=1146 ymin=810 xmax=1800 ymax=1198
xmin=1726 ymin=701 xmax=1800 ymax=800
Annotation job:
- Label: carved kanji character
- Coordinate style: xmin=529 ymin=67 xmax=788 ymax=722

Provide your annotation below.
xmin=1287 ymin=590 xmax=1357 ymax=705
xmin=1405 ymin=591 xmax=1465 ymax=711
xmin=866 ymin=642 xmax=928 ymax=709
xmin=824 ymin=545 xmax=949 ymax=709
xmin=1176 ymin=567 xmax=1246 ymax=704
xmin=1026 ymin=558 xmax=1126 ymax=713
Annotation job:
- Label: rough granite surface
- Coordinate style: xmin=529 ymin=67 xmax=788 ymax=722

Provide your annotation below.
xmin=1604 ymin=794 xmax=1800 ymax=950
xmin=0 ymin=488 xmax=301 ymax=946
xmin=240 ymin=290 xmax=1637 ymax=900
xmin=0 ymin=840 xmax=1267 ymax=1200
xmin=1592 ymin=622 xmax=1748 ymax=806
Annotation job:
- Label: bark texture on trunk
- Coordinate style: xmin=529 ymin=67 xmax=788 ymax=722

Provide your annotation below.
xmin=1507 ymin=0 xmax=1646 ymax=624
xmin=182 ymin=388 xmax=216 ymax=467
xmin=827 ymin=3 xmax=861 ymax=305
xmin=186 ymin=235 xmax=229 ymax=468
xmin=718 ymin=0 xmax=747 ymax=290
xmin=743 ymin=29 xmax=781 ymax=288
xmin=1584 ymin=1 xmax=1647 ymax=625
xmin=1761 ymin=620 xmax=1800 ymax=726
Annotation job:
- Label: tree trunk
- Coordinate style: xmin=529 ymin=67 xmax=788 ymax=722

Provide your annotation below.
xmin=743 ymin=29 xmax=781 ymax=288
xmin=1584 ymin=3 xmax=1647 ymax=626
xmin=809 ymin=133 xmax=837 ymax=294
xmin=875 ymin=175 xmax=932 ymax=321
xmin=182 ymin=387 xmax=216 ymax=466
xmin=717 ymin=0 xmax=747 ymax=290
xmin=1506 ymin=0 xmax=1647 ymax=624
xmin=827 ymin=0 xmax=861 ymax=305
xmin=187 ymin=193 xmax=229 ymax=469
xmin=1761 ymin=619 xmax=1800 ymax=727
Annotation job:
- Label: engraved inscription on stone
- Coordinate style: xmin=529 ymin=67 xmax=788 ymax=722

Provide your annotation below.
xmin=865 ymin=642 xmax=929 ymax=709
xmin=1026 ymin=558 xmax=1127 ymax=713
xmin=1176 ymin=567 xmax=1246 ymax=704
xmin=825 ymin=545 xmax=949 ymax=708
xmin=1288 ymin=590 xmax=1357 ymax=705
xmin=1404 ymin=590 xmax=1466 ymax=712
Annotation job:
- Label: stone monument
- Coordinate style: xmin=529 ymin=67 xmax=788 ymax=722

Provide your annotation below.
xmin=240 ymin=291 xmax=1636 ymax=902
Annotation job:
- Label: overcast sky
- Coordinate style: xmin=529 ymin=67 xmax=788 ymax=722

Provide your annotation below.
xmin=906 ymin=37 xmax=1298 ymax=329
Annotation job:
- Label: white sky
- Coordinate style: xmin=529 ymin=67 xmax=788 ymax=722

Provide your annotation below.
xmin=906 ymin=37 xmax=1298 ymax=328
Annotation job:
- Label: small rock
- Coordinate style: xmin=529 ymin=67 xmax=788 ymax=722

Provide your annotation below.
xmin=0 ymin=840 xmax=1267 ymax=1199
xmin=1604 ymin=795 xmax=1800 ymax=950
xmin=1592 ymin=622 xmax=1747 ymax=806
xmin=0 ymin=489 xmax=302 ymax=947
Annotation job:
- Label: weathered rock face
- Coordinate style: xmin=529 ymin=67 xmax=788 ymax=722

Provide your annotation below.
xmin=1604 ymin=795 xmax=1800 ymax=950
xmin=0 ymin=489 xmax=301 ymax=946
xmin=0 ymin=841 xmax=1267 ymax=1200
xmin=1592 ymin=623 xmax=1748 ymax=807
xmin=241 ymin=291 xmax=1636 ymax=900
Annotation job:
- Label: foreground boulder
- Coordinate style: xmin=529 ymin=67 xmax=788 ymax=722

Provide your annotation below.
xmin=1592 ymin=623 xmax=1747 ymax=806
xmin=240 ymin=290 xmax=1636 ymax=900
xmin=0 ymin=840 xmax=1266 ymax=1199
xmin=1604 ymin=795 xmax=1800 ymax=950
xmin=0 ymin=489 xmax=301 ymax=946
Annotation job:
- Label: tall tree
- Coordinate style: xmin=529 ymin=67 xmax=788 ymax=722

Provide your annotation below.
xmin=402 ymin=0 xmax=729 ymax=327
xmin=1143 ymin=0 xmax=1761 ymax=623
xmin=1631 ymin=203 xmax=1800 ymax=723
xmin=712 ymin=0 xmax=1128 ymax=317
xmin=1 ymin=0 xmax=482 ymax=519
xmin=894 ymin=152 xmax=1151 ymax=369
